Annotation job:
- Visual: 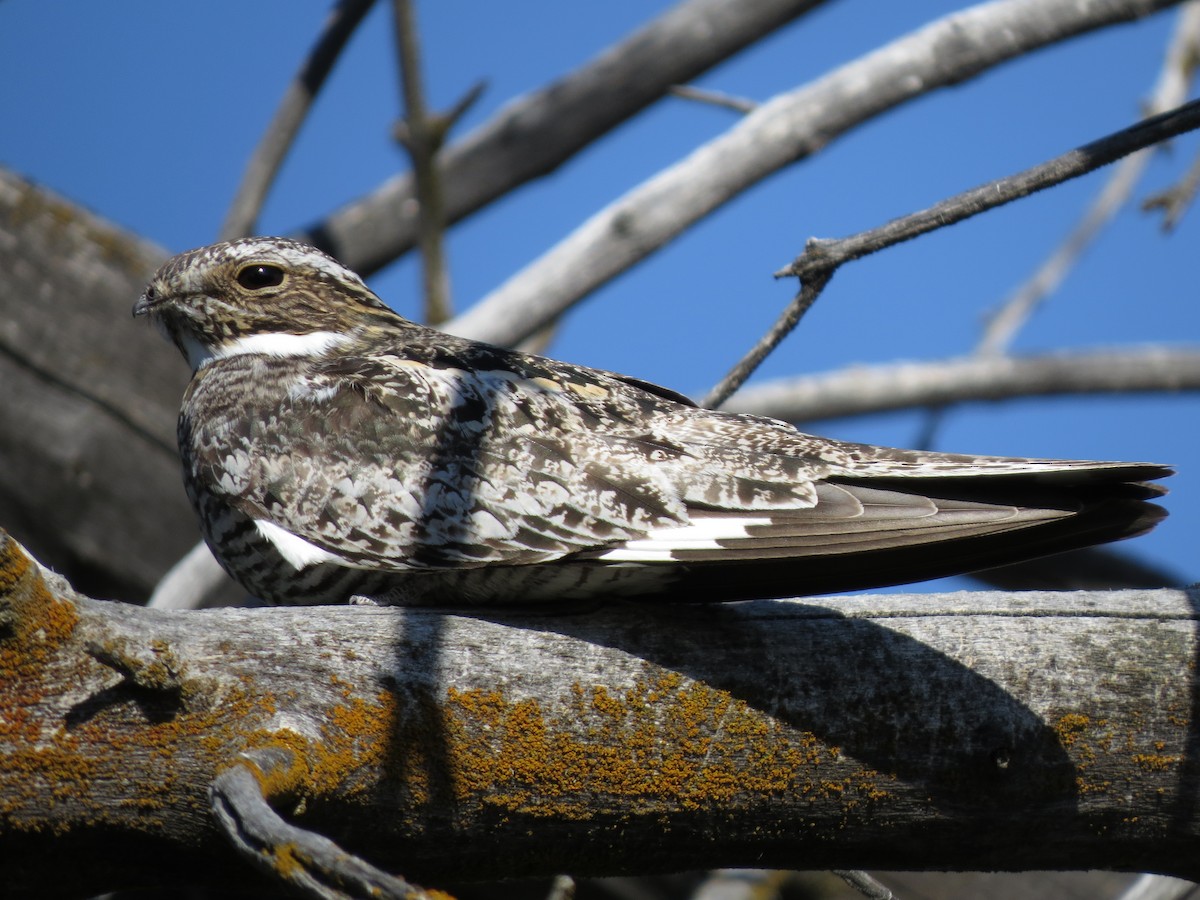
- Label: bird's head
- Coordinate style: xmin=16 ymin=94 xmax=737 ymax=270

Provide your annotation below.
xmin=134 ymin=237 xmax=400 ymax=370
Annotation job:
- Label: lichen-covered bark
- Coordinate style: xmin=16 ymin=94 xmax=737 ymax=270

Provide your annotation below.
xmin=2 ymin=531 xmax=1200 ymax=896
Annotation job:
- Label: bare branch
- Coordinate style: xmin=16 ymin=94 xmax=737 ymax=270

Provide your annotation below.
xmin=212 ymin=748 xmax=434 ymax=900
xmin=6 ymin=531 xmax=1200 ymax=895
xmin=391 ymin=0 xmax=469 ymax=326
xmin=702 ymin=272 xmax=830 ymax=408
xmin=219 ymin=0 xmax=377 ymax=242
xmin=705 ymin=99 xmax=1200 ymax=408
xmin=779 ymin=98 xmax=1200 ymax=281
xmin=1144 ymin=143 xmax=1200 ymax=228
xmin=834 ymin=871 xmax=896 ymax=900
xmin=297 ymin=0 xmax=830 ymax=275
xmin=444 ymin=0 xmax=1186 ymax=347
xmin=721 ymin=346 xmax=1200 ymax=423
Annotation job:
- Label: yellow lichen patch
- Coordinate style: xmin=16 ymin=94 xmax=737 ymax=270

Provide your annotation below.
xmin=1131 ymin=753 xmax=1179 ymax=773
xmin=0 ymin=536 xmax=80 ymax=674
xmin=436 ymin=673 xmax=891 ymax=821
xmin=0 ymin=676 xmax=275 ymax=836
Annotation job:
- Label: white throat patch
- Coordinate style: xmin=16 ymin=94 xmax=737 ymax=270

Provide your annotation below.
xmin=187 ymin=331 xmax=350 ymax=370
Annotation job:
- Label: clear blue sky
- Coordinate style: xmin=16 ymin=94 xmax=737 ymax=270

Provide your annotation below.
xmin=3 ymin=1 xmax=1197 ymax=588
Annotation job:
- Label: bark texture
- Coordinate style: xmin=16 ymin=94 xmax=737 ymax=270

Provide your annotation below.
xmin=0 ymin=169 xmax=203 ymax=602
xmin=2 ymin=532 xmax=1199 ymax=896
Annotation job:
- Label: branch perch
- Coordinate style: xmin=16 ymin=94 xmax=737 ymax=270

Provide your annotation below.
xmin=4 ymin=531 xmax=1200 ymax=896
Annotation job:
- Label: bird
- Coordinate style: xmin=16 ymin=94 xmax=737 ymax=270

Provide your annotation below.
xmin=134 ymin=237 xmax=1170 ymax=607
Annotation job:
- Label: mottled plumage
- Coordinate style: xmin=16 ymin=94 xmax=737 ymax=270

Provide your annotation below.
xmin=135 ymin=238 xmax=1170 ymax=606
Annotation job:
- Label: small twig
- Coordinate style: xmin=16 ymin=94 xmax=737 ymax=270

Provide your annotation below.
xmin=1144 ymin=144 xmax=1200 ymax=228
xmin=392 ymin=0 xmax=483 ymax=326
xmin=211 ymin=748 xmax=434 ymax=900
xmin=703 ymin=270 xmax=831 ymax=408
xmin=833 ymin=870 xmax=895 ymax=900
xmin=669 ymin=84 xmax=758 ymax=114
xmin=219 ymin=0 xmax=376 ymax=241
xmin=779 ymin=98 xmax=1200 ymax=282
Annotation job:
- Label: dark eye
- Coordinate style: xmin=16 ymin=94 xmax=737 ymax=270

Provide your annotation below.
xmin=236 ymin=264 xmax=285 ymax=290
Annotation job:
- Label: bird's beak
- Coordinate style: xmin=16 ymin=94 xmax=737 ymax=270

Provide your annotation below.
xmin=132 ymin=288 xmax=159 ymax=318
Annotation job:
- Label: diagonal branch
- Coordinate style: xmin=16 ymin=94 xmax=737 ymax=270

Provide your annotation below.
xmin=976 ymin=0 xmax=1200 ymax=357
xmin=296 ymin=0 xmax=829 ymax=274
xmin=220 ymin=0 xmax=377 ymax=242
xmin=443 ymin=0 xmax=1185 ymax=349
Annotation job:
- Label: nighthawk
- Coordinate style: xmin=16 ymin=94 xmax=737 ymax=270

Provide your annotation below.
xmin=135 ymin=237 xmax=1170 ymax=606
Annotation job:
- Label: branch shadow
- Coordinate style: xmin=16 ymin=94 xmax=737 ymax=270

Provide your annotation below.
xmin=472 ymin=598 xmax=1080 ymax=818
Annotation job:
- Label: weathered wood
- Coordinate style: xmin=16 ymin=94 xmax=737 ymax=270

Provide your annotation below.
xmin=0 ymin=168 xmax=235 ymax=602
xmin=2 ymin=532 xmax=1198 ymax=896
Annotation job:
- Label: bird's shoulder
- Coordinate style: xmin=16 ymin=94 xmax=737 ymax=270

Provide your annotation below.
xmin=309 ymin=326 xmax=699 ymax=420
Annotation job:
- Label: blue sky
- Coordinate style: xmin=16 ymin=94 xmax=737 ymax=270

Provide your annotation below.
xmin=3 ymin=1 xmax=1197 ymax=588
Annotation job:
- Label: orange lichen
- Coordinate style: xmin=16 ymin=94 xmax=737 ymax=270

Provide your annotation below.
xmin=1131 ymin=753 xmax=1179 ymax=773
xmin=429 ymin=674 xmax=892 ymax=821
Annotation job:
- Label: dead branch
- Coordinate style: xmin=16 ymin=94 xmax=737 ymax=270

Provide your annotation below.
xmin=220 ymin=0 xmax=378 ymax=242
xmin=721 ymin=346 xmax=1200 ymax=423
xmin=442 ymin=0 xmax=1185 ymax=348
xmin=298 ymin=0 xmax=827 ymax=276
xmin=4 ymin=531 xmax=1200 ymax=897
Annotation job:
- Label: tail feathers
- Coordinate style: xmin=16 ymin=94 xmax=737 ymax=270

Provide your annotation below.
xmin=577 ymin=463 xmax=1171 ymax=602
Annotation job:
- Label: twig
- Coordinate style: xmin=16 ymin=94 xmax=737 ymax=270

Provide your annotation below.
xmin=669 ymin=84 xmax=758 ymax=114
xmin=219 ymin=0 xmax=376 ymax=241
xmin=833 ymin=870 xmax=895 ymax=900
xmin=702 ymin=271 xmax=830 ymax=408
xmin=391 ymin=0 xmax=480 ymax=326
xmin=706 ymin=99 xmax=1200 ymax=408
xmin=212 ymin=748 xmax=435 ymax=900
xmin=976 ymin=151 xmax=1154 ymax=358
xmin=778 ymin=98 xmax=1200 ymax=281
xmin=444 ymin=0 xmax=1187 ymax=348
xmin=1144 ymin=142 xmax=1200 ymax=228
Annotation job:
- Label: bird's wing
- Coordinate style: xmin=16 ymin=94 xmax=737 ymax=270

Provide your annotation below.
xmin=214 ymin=350 xmax=826 ymax=572
xmin=200 ymin=345 xmax=1169 ymax=579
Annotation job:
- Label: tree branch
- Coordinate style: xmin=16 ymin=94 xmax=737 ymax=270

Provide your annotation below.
xmin=721 ymin=346 xmax=1200 ymax=423
xmin=5 ymin=531 xmax=1200 ymax=896
xmin=219 ymin=0 xmax=378 ymax=242
xmin=443 ymin=0 xmax=1185 ymax=348
xmin=298 ymin=0 xmax=828 ymax=276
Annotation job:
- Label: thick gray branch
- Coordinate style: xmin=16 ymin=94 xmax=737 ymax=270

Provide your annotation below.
xmin=0 ymin=168 xmax=214 ymax=601
xmin=4 ymin=533 xmax=1200 ymax=897
xmin=444 ymin=0 xmax=1183 ymax=347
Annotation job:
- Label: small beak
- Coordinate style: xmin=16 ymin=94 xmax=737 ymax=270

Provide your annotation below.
xmin=132 ymin=288 xmax=158 ymax=318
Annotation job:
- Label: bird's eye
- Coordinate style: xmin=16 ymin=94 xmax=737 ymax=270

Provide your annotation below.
xmin=236 ymin=264 xmax=285 ymax=290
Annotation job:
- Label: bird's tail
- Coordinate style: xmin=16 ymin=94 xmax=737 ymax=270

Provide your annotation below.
xmin=578 ymin=462 xmax=1171 ymax=602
